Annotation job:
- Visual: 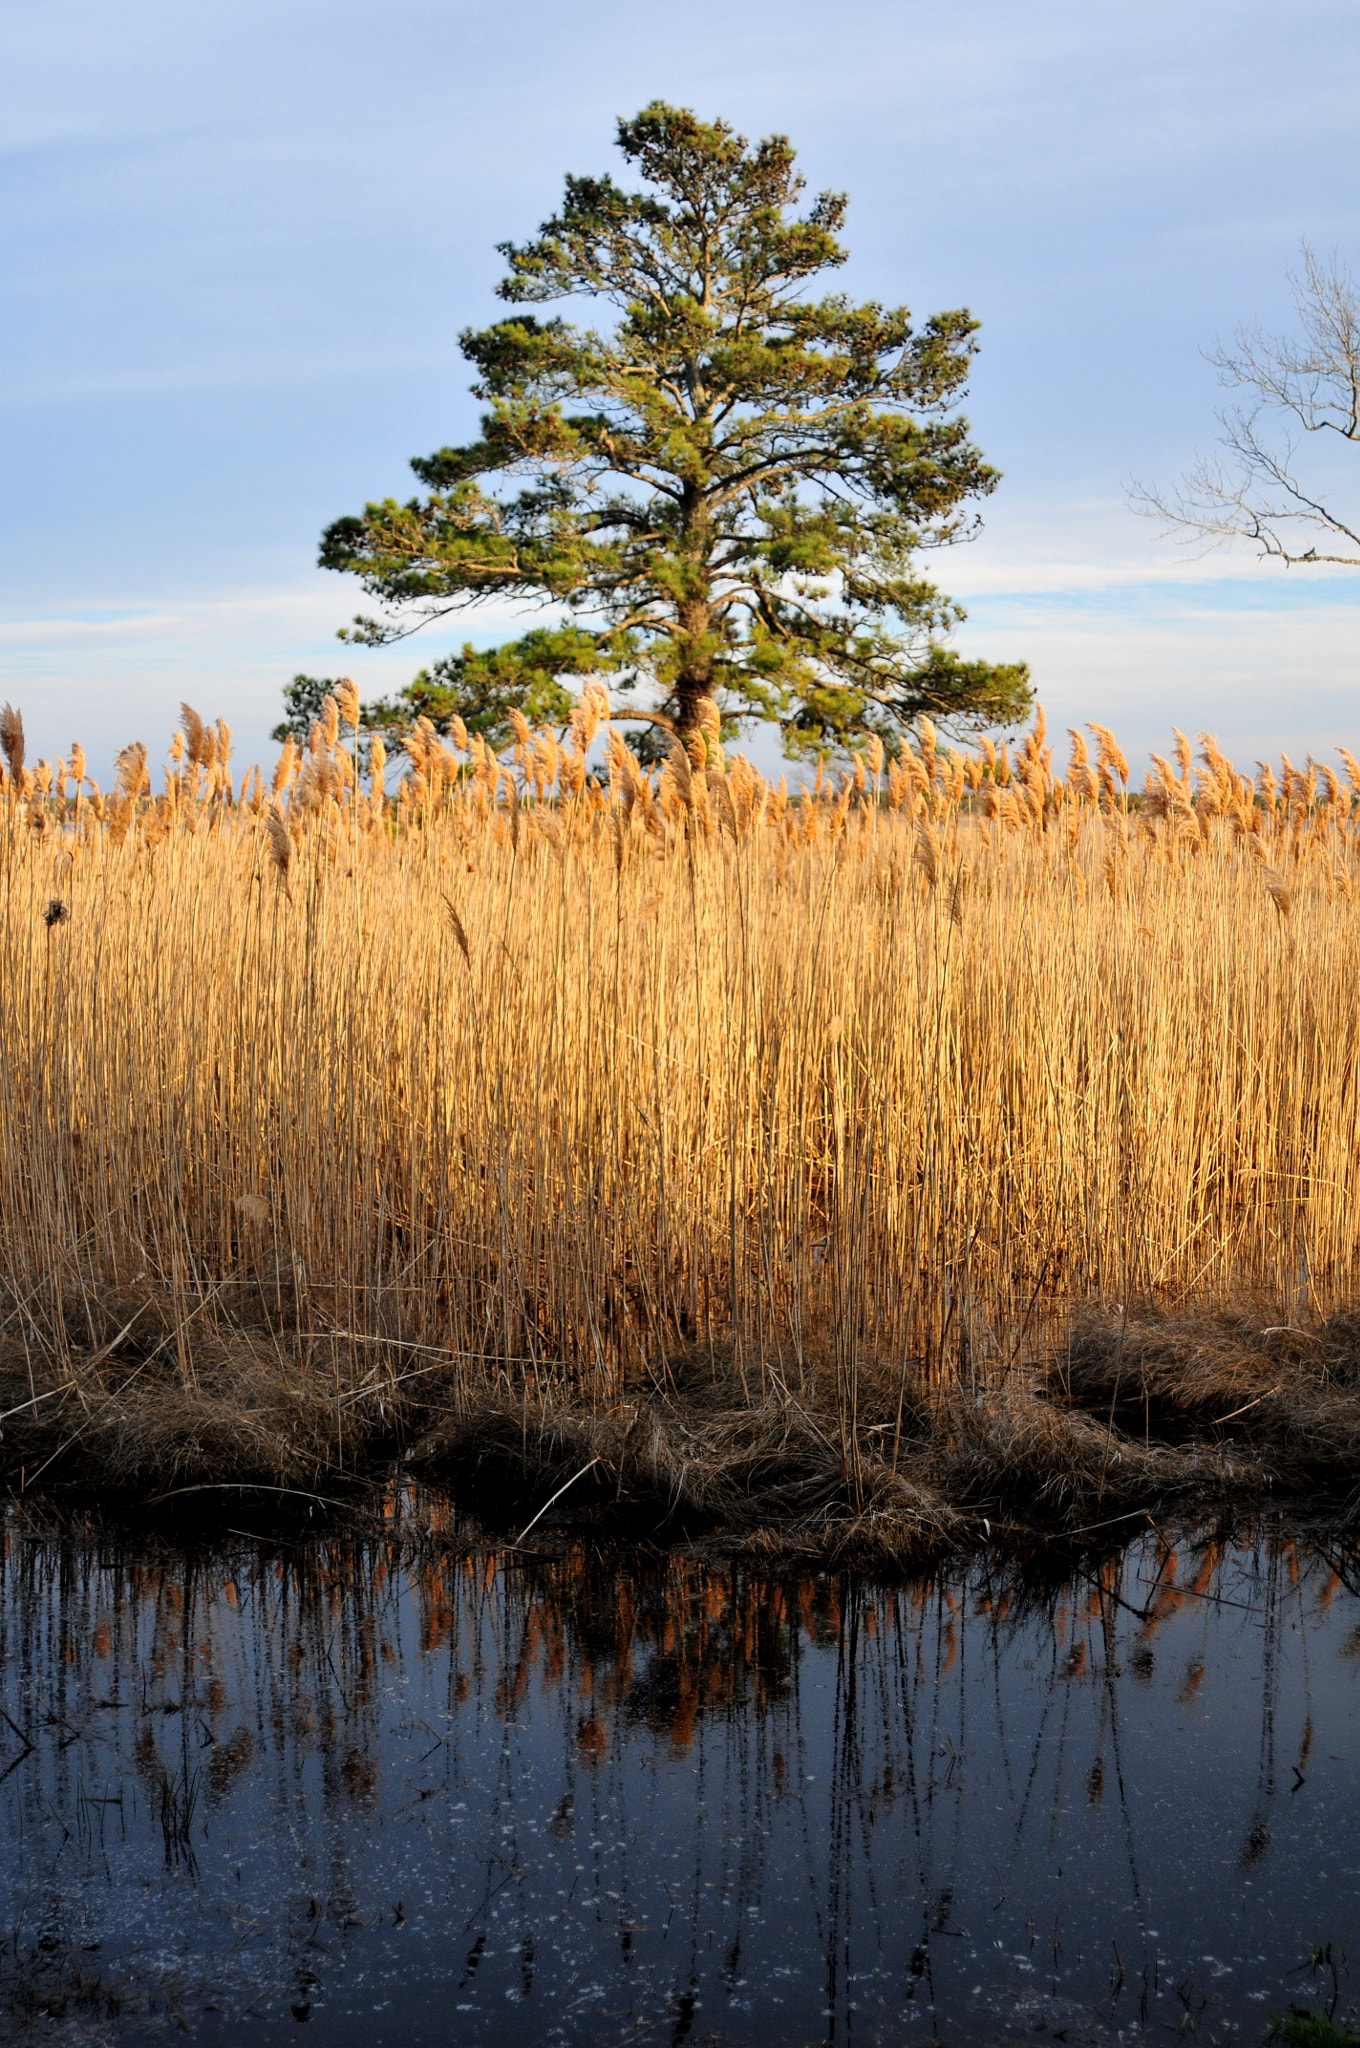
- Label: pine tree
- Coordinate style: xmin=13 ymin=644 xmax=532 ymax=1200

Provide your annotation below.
xmin=320 ymin=102 xmax=1029 ymax=756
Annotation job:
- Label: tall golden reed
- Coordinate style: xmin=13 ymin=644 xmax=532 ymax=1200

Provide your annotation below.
xmin=0 ymin=696 xmax=1356 ymax=1411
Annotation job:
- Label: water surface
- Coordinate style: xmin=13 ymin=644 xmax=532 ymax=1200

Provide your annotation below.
xmin=2 ymin=1503 xmax=1359 ymax=2044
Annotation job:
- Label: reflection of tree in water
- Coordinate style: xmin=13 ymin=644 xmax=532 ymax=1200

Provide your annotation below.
xmin=510 ymin=1549 xmax=817 ymax=1743
xmin=0 ymin=1512 xmax=1354 ymax=2040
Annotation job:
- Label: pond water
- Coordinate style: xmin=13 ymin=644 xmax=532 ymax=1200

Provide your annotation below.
xmin=2 ymin=1502 xmax=1359 ymax=2046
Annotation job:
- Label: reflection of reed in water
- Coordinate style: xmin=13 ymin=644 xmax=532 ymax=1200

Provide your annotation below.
xmin=0 ymin=1517 xmax=1355 ymax=2041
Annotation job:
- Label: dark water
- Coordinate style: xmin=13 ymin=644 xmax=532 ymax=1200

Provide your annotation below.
xmin=2 ymin=1502 xmax=1360 ymax=2046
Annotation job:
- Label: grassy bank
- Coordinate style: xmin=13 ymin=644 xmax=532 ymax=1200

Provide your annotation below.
xmin=0 ymin=699 xmax=1358 ymax=1548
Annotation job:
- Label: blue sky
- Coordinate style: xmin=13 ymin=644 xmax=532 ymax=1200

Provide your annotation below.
xmin=3 ymin=0 xmax=1359 ymax=779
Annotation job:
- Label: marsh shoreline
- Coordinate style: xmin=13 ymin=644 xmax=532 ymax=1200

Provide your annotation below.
xmin=4 ymin=1299 xmax=1359 ymax=1561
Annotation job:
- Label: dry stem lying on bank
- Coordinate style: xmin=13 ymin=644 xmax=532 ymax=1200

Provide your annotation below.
xmin=0 ymin=695 xmax=1357 ymax=1534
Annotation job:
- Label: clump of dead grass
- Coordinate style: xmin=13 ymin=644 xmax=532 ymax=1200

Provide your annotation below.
xmin=5 ymin=1299 xmax=1347 ymax=1562
xmin=1065 ymin=1303 xmax=1360 ymax=1484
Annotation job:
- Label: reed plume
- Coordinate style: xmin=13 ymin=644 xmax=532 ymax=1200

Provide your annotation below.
xmin=0 ymin=704 xmax=24 ymax=782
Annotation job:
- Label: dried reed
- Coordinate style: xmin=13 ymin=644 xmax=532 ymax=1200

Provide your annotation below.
xmin=0 ymin=702 xmax=1357 ymax=1534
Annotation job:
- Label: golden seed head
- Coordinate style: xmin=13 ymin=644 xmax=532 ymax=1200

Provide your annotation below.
xmin=0 ymin=703 xmax=25 ymax=780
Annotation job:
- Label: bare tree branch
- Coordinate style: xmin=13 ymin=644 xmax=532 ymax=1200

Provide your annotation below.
xmin=1130 ymin=245 xmax=1360 ymax=565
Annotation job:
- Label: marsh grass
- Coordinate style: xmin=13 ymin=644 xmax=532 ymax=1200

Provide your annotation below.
xmin=1273 ymin=2016 xmax=1360 ymax=2047
xmin=0 ymin=698 xmax=1358 ymax=1546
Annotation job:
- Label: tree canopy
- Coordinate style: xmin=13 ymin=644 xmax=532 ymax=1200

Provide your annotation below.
xmin=362 ymin=627 xmax=598 ymax=756
xmin=320 ymin=101 xmax=1029 ymax=755
xmin=271 ymin=675 xmax=353 ymax=747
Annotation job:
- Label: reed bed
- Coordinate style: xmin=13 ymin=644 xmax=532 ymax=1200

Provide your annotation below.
xmin=0 ymin=691 xmax=1357 ymax=1542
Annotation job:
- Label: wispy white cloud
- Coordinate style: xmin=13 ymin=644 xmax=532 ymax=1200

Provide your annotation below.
xmin=0 ymin=581 xmax=559 ymax=776
xmin=952 ymin=582 xmax=1360 ymax=773
xmin=946 ymin=492 xmax=1360 ymax=600
xmin=0 ymin=347 xmax=465 ymax=410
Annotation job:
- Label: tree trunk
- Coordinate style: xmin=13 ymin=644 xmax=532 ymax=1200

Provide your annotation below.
xmin=673 ymin=589 xmax=716 ymax=744
xmin=672 ymin=682 xmax=718 ymax=744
